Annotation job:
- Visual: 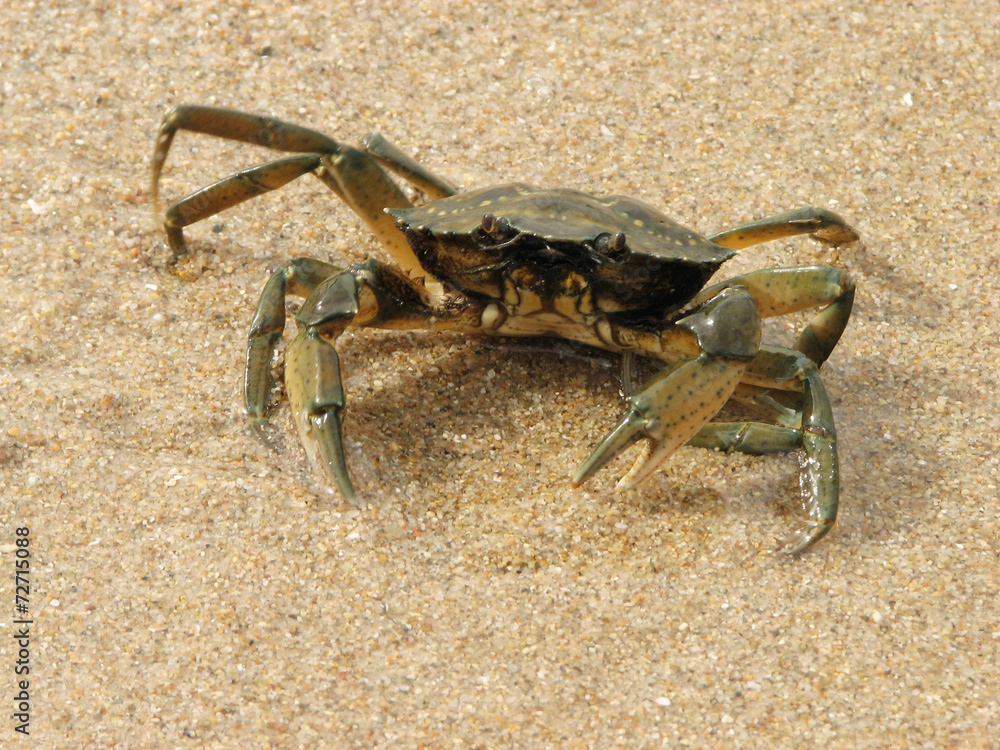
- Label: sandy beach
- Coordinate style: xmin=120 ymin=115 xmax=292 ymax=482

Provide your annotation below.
xmin=1 ymin=2 xmax=997 ymax=746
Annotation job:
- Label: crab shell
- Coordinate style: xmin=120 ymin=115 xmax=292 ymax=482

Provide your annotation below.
xmin=387 ymin=184 xmax=737 ymax=317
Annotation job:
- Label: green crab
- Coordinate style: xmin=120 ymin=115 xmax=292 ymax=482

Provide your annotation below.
xmin=151 ymin=105 xmax=858 ymax=554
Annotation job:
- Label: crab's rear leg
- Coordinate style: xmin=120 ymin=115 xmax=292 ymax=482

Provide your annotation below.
xmin=158 ymin=155 xmax=325 ymax=254
xmin=151 ymin=105 xmax=454 ymax=277
xmin=359 ymin=132 xmax=457 ymax=200
xmin=152 ymin=106 xmax=345 ymax=252
xmin=706 ymin=206 xmax=859 ymax=250
xmin=151 ymin=105 xmax=343 ymax=200
xmin=688 ymin=422 xmax=803 ymax=454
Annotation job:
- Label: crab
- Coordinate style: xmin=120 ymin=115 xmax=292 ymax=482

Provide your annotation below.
xmin=151 ymin=105 xmax=858 ymax=554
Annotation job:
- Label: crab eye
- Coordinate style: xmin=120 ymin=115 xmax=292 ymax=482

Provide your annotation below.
xmin=480 ymin=213 xmax=512 ymax=237
xmin=596 ymin=231 xmax=630 ymax=263
xmin=478 ymin=213 xmax=516 ymax=245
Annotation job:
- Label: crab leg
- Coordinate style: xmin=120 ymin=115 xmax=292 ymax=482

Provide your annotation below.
xmin=706 ymin=206 xmax=859 ymax=250
xmin=152 ymin=106 xmax=345 ymax=252
xmin=152 ymin=106 xmax=342 ymax=195
xmin=273 ymin=258 xmax=484 ymax=500
xmin=162 ymin=155 xmax=326 ymax=254
xmin=282 ymin=268 xmax=366 ymax=500
xmin=359 ymin=132 xmax=457 ymax=200
xmin=245 ymin=257 xmax=344 ymax=420
xmin=687 ymin=422 xmax=803 ymax=454
xmin=620 ymin=262 xmax=854 ymax=399
xmin=576 ymin=281 xmax=843 ymax=553
xmin=690 ymin=265 xmax=855 ymax=367
xmin=287 ymin=324 xmax=355 ymax=500
xmin=732 ymin=346 xmax=840 ymax=554
xmin=572 ymin=286 xmax=760 ymax=491
xmin=151 ymin=105 xmax=455 ymax=278
xmin=686 ymin=264 xmax=855 ymax=433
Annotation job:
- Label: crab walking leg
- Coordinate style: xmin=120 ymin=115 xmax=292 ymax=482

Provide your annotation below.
xmin=281 ymin=258 xmax=487 ymax=500
xmin=706 ymin=206 xmax=859 ymax=250
xmin=154 ymin=144 xmax=416 ymax=261
xmin=151 ymin=106 xmax=341 ymax=206
xmin=152 ymin=105 xmax=457 ymax=277
xmin=572 ymin=287 xmax=760 ymax=492
xmin=282 ymin=270 xmax=363 ymax=500
xmin=287 ymin=327 xmax=355 ymax=500
xmin=690 ymin=265 xmax=855 ymax=366
xmin=160 ymin=154 xmax=324 ymax=254
xmin=736 ymin=345 xmax=841 ymax=554
xmin=359 ymin=132 xmax=458 ymax=200
xmin=687 ymin=422 xmax=803 ymax=454
xmin=153 ymin=106 xmax=343 ymax=169
xmin=245 ymin=257 xmax=344 ymax=420
xmin=152 ymin=106 xmax=347 ymax=248
xmin=311 ymin=151 xmax=429 ymax=280
xmin=153 ymin=106 xmax=458 ymax=202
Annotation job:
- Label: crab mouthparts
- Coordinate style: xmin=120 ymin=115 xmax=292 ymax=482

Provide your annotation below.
xmin=537 ymin=245 xmax=570 ymax=261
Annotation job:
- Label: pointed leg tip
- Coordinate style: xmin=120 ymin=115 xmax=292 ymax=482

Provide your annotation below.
xmin=336 ymin=479 xmax=357 ymax=503
xmin=305 ymin=410 xmax=357 ymax=505
xmin=613 ymin=474 xmax=638 ymax=494
xmin=776 ymin=521 xmax=833 ymax=556
xmin=812 ymin=225 xmax=860 ymax=246
xmin=323 ymin=458 xmax=356 ymax=504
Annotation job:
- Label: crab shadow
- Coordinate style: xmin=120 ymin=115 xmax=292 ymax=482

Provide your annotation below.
xmin=260 ymin=332 xmax=805 ymax=539
xmin=321 ymin=317 xmax=939 ymax=550
xmin=333 ymin=333 xmax=620 ymax=497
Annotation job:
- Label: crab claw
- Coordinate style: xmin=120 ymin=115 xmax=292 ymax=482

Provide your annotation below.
xmin=572 ymin=354 xmax=747 ymax=492
xmin=286 ymin=327 xmax=356 ymax=502
xmin=570 ymin=404 xmax=647 ymax=488
xmin=306 ymin=409 xmax=355 ymax=502
xmin=573 ymin=288 xmax=760 ymax=492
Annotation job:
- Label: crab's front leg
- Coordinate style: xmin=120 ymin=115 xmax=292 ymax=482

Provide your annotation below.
xmin=572 ymin=286 xmax=761 ymax=491
xmin=573 ymin=285 xmax=843 ymax=554
xmin=284 ymin=272 xmax=361 ymax=500
xmin=242 ymin=255 xmax=358 ymax=497
xmin=245 ymin=257 xmax=344 ymax=419
xmin=248 ymin=257 xmax=468 ymax=500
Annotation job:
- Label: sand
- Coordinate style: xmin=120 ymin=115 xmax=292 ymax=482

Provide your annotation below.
xmin=1 ymin=1 xmax=998 ymax=747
